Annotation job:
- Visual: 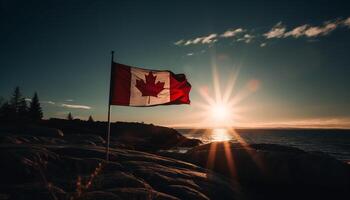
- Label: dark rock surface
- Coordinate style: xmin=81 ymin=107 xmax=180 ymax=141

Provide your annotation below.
xmin=1 ymin=121 xmax=349 ymax=200
xmin=184 ymin=142 xmax=350 ymax=200
xmin=0 ymin=144 xmax=237 ymax=200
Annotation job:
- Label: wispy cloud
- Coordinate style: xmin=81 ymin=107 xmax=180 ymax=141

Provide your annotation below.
xmin=175 ymin=28 xmax=247 ymax=46
xmin=175 ymin=33 xmax=218 ymax=46
xmin=188 ymin=34 xmax=217 ymax=45
xmin=186 ymin=52 xmax=194 ymax=56
xmin=26 ymin=98 xmax=57 ymax=106
xmin=174 ymin=39 xmax=185 ymax=46
xmin=264 ymin=22 xmax=286 ymax=39
xmin=201 ymin=34 xmax=218 ymax=44
xmin=237 ymin=34 xmax=254 ymax=43
xmin=303 ymin=20 xmax=340 ymax=37
xmin=65 ymin=99 xmax=74 ymax=102
xmin=61 ymin=103 xmax=91 ymax=110
xmin=174 ymin=17 xmax=350 ymax=48
xmin=284 ymin=24 xmax=309 ymax=38
xmin=26 ymin=97 xmax=57 ymax=105
xmin=220 ymin=28 xmax=245 ymax=38
xmin=275 ymin=19 xmax=345 ymax=39
xmin=41 ymin=101 xmax=55 ymax=105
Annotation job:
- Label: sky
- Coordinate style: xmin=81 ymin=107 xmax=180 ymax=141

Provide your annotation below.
xmin=1 ymin=0 xmax=350 ymax=128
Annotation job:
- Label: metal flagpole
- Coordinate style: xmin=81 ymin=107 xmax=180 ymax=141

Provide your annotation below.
xmin=106 ymin=50 xmax=114 ymax=161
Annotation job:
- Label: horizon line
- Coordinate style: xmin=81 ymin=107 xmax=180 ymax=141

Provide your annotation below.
xmin=45 ymin=117 xmax=350 ymax=130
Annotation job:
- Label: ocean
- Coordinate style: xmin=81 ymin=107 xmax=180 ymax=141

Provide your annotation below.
xmin=177 ymin=128 xmax=350 ymax=162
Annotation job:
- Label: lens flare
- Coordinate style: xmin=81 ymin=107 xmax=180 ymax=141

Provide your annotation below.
xmin=211 ymin=104 xmax=229 ymax=121
xmin=192 ymin=59 xmax=260 ymax=128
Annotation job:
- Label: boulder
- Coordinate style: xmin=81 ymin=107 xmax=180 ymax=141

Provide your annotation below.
xmin=185 ymin=142 xmax=350 ymax=200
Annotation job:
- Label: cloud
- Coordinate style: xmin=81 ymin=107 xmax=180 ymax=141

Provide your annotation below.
xmin=174 ymin=16 xmax=350 ymax=47
xmin=237 ymin=34 xmax=254 ymax=43
xmin=221 ymin=28 xmax=245 ymax=38
xmin=174 ymin=39 xmax=184 ymax=46
xmin=26 ymin=98 xmax=56 ymax=105
xmin=175 ymin=33 xmax=218 ymax=46
xmin=201 ymin=34 xmax=218 ymax=44
xmin=186 ymin=52 xmax=194 ymax=56
xmin=304 ymin=21 xmax=340 ymax=37
xmin=41 ymin=101 xmax=55 ymax=105
xmin=265 ymin=20 xmax=340 ymax=39
xmin=65 ymin=99 xmax=74 ymax=102
xmin=284 ymin=19 xmax=344 ymax=38
xmin=284 ymin=24 xmax=309 ymax=38
xmin=175 ymin=28 xmax=246 ymax=46
xmin=61 ymin=103 xmax=91 ymax=109
xmin=264 ymin=22 xmax=286 ymax=39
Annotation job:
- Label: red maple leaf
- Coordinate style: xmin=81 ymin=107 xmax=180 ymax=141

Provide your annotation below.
xmin=136 ymin=71 xmax=165 ymax=97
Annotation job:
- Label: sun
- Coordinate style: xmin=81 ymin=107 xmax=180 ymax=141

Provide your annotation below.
xmin=189 ymin=59 xmax=260 ymax=129
xmin=211 ymin=103 xmax=230 ymax=121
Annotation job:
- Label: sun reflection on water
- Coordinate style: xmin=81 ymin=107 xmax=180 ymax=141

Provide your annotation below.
xmin=211 ymin=128 xmax=232 ymax=141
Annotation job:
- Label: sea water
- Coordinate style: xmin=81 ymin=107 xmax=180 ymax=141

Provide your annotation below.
xmin=177 ymin=128 xmax=350 ymax=162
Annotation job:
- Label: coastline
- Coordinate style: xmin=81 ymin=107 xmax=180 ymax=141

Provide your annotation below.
xmin=0 ymin=121 xmax=349 ymax=200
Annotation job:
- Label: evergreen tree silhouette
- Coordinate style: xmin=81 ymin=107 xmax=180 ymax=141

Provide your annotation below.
xmin=28 ymin=92 xmax=43 ymax=121
xmin=67 ymin=112 xmax=73 ymax=120
xmin=9 ymin=87 xmax=27 ymax=120
xmin=0 ymin=101 xmax=12 ymax=120
xmin=0 ymin=97 xmax=3 ymax=119
xmin=88 ymin=115 xmax=94 ymax=122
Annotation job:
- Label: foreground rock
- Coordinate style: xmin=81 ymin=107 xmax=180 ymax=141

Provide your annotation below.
xmin=0 ymin=144 xmax=238 ymax=200
xmin=184 ymin=142 xmax=350 ymax=200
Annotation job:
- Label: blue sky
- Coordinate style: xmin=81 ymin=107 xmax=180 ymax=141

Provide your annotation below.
xmin=1 ymin=0 xmax=350 ymax=128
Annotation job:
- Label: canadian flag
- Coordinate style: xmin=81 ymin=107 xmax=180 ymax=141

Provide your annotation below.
xmin=109 ymin=62 xmax=191 ymax=106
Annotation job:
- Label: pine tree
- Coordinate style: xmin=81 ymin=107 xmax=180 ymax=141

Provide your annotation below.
xmin=88 ymin=115 xmax=94 ymax=122
xmin=10 ymin=87 xmax=22 ymax=113
xmin=28 ymin=92 xmax=43 ymax=121
xmin=18 ymin=97 xmax=27 ymax=117
xmin=67 ymin=112 xmax=73 ymax=120
xmin=0 ymin=101 xmax=12 ymax=120
xmin=9 ymin=87 xmax=27 ymax=119
xmin=0 ymin=97 xmax=2 ymax=119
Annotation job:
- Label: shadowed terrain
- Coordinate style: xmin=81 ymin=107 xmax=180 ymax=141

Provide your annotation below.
xmin=0 ymin=121 xmax=349 ymax=200
xmin=0 ymin=122 xmax=236 ymax=200
xmin=183 ymin=142 xmax=350 ymax=200
xmin=0 ymin=141 xmax=236 ymax=199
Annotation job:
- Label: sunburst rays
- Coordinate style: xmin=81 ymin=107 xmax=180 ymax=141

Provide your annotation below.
xmin=187 ymin=56 xmax=263 ymax=180
xmin=191 ymin=57 xmax=259 ymax=128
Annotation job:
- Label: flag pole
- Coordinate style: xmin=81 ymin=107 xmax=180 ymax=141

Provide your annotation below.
xmin=106 ymin=50 xmax=114 ymax=161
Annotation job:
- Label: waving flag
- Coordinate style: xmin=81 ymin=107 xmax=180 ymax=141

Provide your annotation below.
xmin=109 ymin=62 xmax=191 ymax=106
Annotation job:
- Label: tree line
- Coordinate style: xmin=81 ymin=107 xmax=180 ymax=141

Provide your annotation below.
xmin=0 ymin=86 xmax=43 ymax=122
xmin=0 ymin=86 xmax=96 ymax=123
xmin=66 ymin=112 xmax=94 ymax=122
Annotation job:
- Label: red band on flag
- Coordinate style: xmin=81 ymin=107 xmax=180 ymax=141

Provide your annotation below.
xmin=170 ymin=73 xmax=191 ymax=104
xmin=109 ymin=63 xmax=131 ymax=105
